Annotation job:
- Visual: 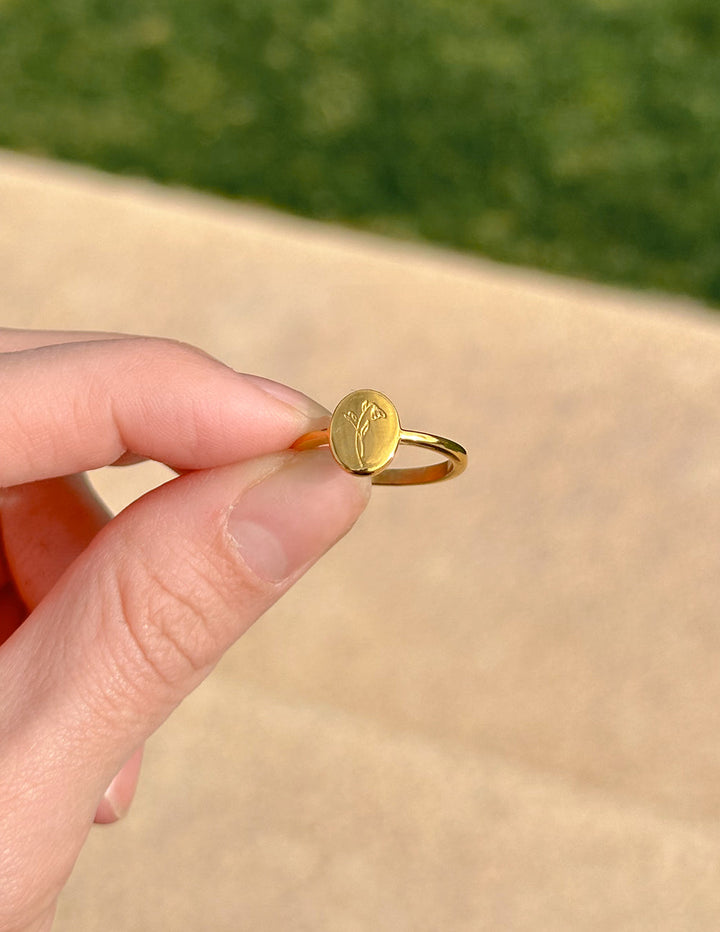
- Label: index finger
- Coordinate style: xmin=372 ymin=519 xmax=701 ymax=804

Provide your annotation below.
xmin=0 ymin=336 xmax=329 ymax=487
xmin=0 ymin=326 xmax=128 ymax=352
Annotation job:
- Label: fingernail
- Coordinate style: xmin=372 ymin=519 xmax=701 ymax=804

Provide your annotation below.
xmin=94 ymin=746 xmax=144 ymax=824
xmin=228 ymin=450 xmax=371 ymax=583
xmin=242 ymin=374 xmax=330 ymax=423
xmin=95 ymin=781 xmax=127 ymax=824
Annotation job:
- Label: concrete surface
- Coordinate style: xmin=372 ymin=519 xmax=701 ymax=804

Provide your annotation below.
xmin=2 ymin=150 xmax=720 ymax=930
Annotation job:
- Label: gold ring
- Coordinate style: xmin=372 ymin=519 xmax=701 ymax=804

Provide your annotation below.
xmin=291 ymin=389 xmax=467 ymax=485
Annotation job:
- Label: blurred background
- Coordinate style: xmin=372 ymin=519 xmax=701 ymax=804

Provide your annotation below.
xmin=2 ymin=0 xmax=720 ymax=303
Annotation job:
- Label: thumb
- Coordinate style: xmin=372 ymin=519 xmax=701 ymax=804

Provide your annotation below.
xmin=0 ymin=450 xmax=369 ymax=915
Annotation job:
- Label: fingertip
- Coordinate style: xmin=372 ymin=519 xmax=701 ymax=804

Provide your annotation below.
xmin=94 ymin=746 xmax=144 ymax=824
xmin=241 ymin=373 xmax=331 ymax=425
xmin=228 ymin=449 xmax=371 ymax=584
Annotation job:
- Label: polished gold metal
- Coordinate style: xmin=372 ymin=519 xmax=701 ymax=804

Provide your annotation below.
xmin=292 ymin=389 xmax=467 ymax=485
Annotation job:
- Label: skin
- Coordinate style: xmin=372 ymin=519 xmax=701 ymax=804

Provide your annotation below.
xmin=0 ymin=329 xmax=371 ymax=932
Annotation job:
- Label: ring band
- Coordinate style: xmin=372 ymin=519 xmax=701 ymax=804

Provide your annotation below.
xmin=291 ymin=389 xmax=467 ymax=486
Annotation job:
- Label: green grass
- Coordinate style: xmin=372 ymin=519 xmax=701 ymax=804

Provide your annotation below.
xmin=2 ymin=0 xmax=720 ymax=303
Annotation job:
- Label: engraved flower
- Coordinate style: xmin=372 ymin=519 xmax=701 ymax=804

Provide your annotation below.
xmin=344 ymin=398 xmax=386 ymax=464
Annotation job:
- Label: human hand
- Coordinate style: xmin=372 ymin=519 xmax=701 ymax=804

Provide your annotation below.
xmin=0 ymin=330 xmax=371 ymax=932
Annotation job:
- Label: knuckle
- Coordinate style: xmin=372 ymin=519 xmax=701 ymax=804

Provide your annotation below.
xmin=126 ymin=336 xmax=216 ymax=376
xmin=105 ymin=541 xmax=240 ymax=691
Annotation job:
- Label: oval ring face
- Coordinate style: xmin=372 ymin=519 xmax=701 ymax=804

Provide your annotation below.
xmin=330 ymin=389 xmax=401 ymax=475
